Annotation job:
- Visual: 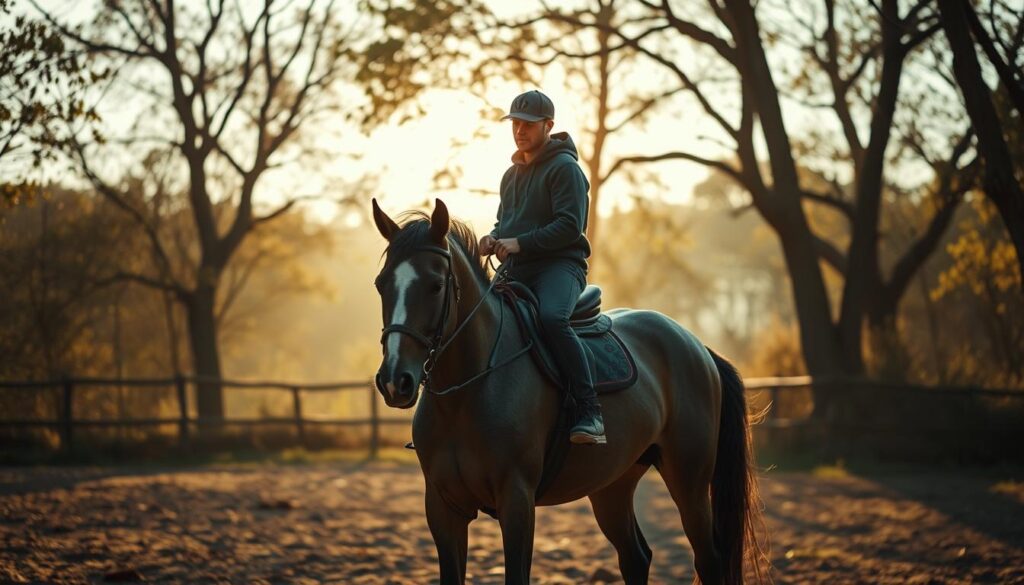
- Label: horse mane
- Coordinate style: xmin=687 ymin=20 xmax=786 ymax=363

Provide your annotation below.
xmin=383 ymin=210 xmax=490 ymax=286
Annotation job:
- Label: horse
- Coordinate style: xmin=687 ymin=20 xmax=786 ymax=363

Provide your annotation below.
xmin=371 ymin=198 xmax=766 ymax=585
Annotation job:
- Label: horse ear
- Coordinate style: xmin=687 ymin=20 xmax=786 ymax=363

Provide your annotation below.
xmin=429 ymin=198 xmax=450 ymax=243
xmin=372 ymin=198 xmax=400 ymax=241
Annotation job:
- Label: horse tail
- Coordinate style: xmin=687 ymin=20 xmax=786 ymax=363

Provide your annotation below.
xmin=708 ymin=347 xmax=769 ymax=585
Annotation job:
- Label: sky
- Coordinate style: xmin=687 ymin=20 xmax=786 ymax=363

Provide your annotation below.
xmin=325 ymin=84 xmax=714 ymax=237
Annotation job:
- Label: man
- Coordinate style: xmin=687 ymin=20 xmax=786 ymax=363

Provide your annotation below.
xmin=479 ymin=90 xmax=606 ymax=445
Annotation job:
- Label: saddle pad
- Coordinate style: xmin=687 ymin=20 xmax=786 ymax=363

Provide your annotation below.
xmin=497 ymin=287 xmax=638 ymax=394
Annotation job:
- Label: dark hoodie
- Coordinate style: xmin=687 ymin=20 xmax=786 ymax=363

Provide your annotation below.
xmin=490 ymin=132 xmax=592 ymax=270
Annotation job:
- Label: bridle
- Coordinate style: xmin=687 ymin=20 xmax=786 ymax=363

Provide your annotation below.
xmin=379 ymin=245 xmax=460 ymax=362
xmin=377 ymin=244 xmax=533 ymax=396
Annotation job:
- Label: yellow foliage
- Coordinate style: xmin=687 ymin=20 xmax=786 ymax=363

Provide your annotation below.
xmin=931 ymin=198 xmax=1021 ymax=302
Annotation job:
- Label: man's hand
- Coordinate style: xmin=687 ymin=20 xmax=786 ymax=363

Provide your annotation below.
xmin=479 ymin=235 xmax=496 ymax=256
xmin=493 ymin=238 xmax=521 ymax=262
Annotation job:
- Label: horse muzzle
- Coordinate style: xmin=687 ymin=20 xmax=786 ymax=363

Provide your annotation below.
xmin=375 ymin=368 xmax=420 ymax=409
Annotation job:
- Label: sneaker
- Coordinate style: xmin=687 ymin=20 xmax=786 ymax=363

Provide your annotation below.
xmin=569 ymin=407 xmax=606 ymax=445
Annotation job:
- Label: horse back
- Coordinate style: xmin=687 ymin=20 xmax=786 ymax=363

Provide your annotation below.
xmin=537 ymin=309 xmax=721 ymax=505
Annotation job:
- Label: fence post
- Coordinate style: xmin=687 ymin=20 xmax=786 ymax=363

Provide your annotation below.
xmin=369 ymin=383 xmax=379 ymax=460
xmin=292 ymin=386 xmax=307 ymax=449
xmin=175 ymin=375 xmax=189 ymax=446
xmin=61 ymin=377 xmax=74 ymax=453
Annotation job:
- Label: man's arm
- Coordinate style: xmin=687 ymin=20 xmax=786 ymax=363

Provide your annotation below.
xmin=489 ymin=198 xmax=502 ymax=240
xmin=517 ymin=161 xmax=588 ymax=253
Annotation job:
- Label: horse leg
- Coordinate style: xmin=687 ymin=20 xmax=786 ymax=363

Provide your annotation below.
xmin=425 ymin=484 xmax=471 ymax=585
xmin=657 ymin=449 xmax=724 ymax=585
xmin=496 ymin=478 xmax=536 ymax=585
xmin=588 ymin=463 xmax=653 ymax=585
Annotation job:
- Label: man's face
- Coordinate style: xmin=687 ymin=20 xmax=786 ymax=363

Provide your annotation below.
xmin=512 ymin=118 xmax=552 ymax=154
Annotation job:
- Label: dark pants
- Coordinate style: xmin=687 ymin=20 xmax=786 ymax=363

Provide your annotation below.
xmin=509 ymin=259 xmax=595 ymax=397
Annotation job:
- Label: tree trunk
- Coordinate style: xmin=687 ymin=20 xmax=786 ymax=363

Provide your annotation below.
xmin=865 ymin=307 xmax=910 ymax=382
xmin=186 ymin=286 xmax=224 ymax=420
xmin=584 ymin=2 xmax=613 ymax=275
xmin=724 ymin=0 xmax=846 ymax=382
xmin=837 ymin=0 xmax=905 ymax=375
xmin=586 ymin=173 xmax=604 ymax=276
xmin=163 ymin=289 xmax=183 ymax=375
xmin=938 ymin=0 xmax=1024 ymax=281
xmin=724 ymin=0 xmax=852 ymax=433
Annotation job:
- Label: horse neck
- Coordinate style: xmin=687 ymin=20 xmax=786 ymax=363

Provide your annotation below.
xmin=427 ymin=251 xmax=505 ymax=393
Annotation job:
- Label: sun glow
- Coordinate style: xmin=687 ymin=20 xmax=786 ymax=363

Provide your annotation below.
xmin=318 ymin=78 xmax=715 ymax=235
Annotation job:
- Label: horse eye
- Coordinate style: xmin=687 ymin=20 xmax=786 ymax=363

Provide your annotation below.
xmin=431 ymin=282 xmax=444 ymax=294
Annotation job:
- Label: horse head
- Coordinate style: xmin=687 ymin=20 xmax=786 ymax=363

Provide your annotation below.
xmin=371 ymin=198 xmax=455 ymax=408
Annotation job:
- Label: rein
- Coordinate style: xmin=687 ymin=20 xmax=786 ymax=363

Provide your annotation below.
xmin=379 ymin=246 xmax=533 ymax=397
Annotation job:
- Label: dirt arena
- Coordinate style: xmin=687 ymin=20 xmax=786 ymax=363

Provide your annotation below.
xmin=1 ymin=460 xmax=1022 ymax=584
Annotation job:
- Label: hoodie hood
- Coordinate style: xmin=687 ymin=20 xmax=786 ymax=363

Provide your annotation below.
xmin=511 ymin=132 xmax=579 ymax=166
xmin=493 ymin=131 xmax=591 ymax=269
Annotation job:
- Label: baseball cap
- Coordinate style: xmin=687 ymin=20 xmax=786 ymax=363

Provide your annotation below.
xmin=501 ymin=90 xmax=555 ymax=122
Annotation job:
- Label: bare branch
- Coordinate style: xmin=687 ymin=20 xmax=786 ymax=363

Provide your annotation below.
xmin=94 ymin=270 xmax=187 ymax=298
xmin=263 ymin=0 xmax=336 ymax=159
xmin=636 ymin=0 xmax=737 ymax=64
xmin=902 ymin=20 xmax=940 ymax=53
xmin=210 ymin=139 xmax=247 ymax=176
xmin=275 ymin=0 xmax=318 ymax=87
xmin=252 ymin=194 xmax=320 ymax=225
xmin=604 ymin=151 xmax=743 ymax=184
xmin=212 ymin=3 xmax=268 ymax=141
xmin=508 ymin=24 xmax=670 ymax=66
xmin=607 ymin=86 xmax=687 ymax=134
xmin=70 ymin=140 xmax=179 ymax=286
xmin=194 ymin=0 xmax=226 ymax=129
xmin=216 ymin=248 xmax=268 ymax=325
xmin=813 ymin=234 xmax=848 ymax=274
xmin=965 ymin=4 xmax=1024 ymax=116
xmin=30 ymin=1 xmax=155 ymax=59
xmin=842 ymin=40 xmax=883 ymax=93
xmin=801 ymin=188 xmax=855 ymax=219
xmin=109 ymin=2 xmax=160 ymax=55
xmin=903 ymin=0 xmax=935 ymax=31
xmin=883 ymin=182 xmax=968 ymax=303
xmin=557 ymin=12 xmax=739 ymax=138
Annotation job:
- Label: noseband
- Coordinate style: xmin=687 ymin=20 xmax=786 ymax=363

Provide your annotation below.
xmin=378 ymin=246 xmax=532 ymax=395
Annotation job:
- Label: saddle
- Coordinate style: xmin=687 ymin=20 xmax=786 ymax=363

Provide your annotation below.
xmin=407 ymin=281 xmax=639 ymax=512
xmin=495 ymin=282 xmax=638 ymax=393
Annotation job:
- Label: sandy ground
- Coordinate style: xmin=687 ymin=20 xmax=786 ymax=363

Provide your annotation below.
xmin=0 ymin=461 xmax=1022 ymax=584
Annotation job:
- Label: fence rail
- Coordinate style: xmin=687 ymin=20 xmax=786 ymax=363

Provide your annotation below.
xmin=0 ymin=376 xmax=405 ymax=457
xmin=0 ymin=375 xmax=1020 ymax=457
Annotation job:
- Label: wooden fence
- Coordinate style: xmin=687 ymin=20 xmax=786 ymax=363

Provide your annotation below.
xmin=0 ymin=375 xmax=1021 ymax=459
xmin=0 ymin=376 xmax=410 ymax=458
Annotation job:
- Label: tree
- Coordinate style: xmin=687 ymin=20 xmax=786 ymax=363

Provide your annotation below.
xmin=936 ymin=0 xmax=1024 ymax=280
xmin=34 ymin=0 xmax=463 ymax=420
xmin=0 ymin=186 xmax=139 ymax=380
xmin=540 ymin=0 xmax=958 ymax=391
xmin=776 ymin=0 xmax=977 ymax=336
xmin=0 ymin=0 xmax=100 ymax=206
